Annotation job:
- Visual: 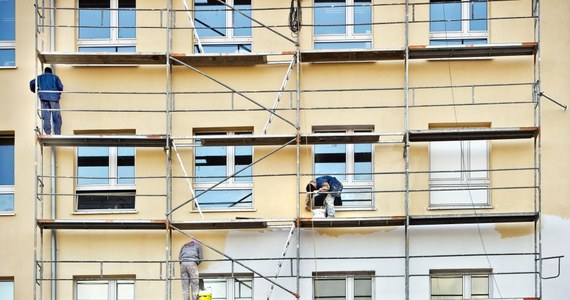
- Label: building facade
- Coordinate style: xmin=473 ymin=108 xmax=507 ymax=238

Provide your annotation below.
xmin=0 ymin=0 xmax=569 ymax=299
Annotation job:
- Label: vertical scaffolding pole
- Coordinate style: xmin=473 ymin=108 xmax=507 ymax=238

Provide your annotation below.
xmin=404 ymin=1 xmax=411 ymax=299
xmin=166 ymin=1 xmax=174 ymax=299
xmin=533 ymin=0 xmax=543 ymax=298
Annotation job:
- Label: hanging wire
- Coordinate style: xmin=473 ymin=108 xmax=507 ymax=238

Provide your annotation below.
xmin=288 ymin=0 xmax=302 ymax=35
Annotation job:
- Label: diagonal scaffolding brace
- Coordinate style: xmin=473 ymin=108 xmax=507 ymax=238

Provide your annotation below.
xmin=266 ymin=222 xmax=296 ymax=300
xmin=171 ymin=225 xmax=300 ymax=298
xmin=263 ymin=55 xmax=297 ymax=134
xmin=170 ymin=56 xmax=298 ymax=130
xmin=172 ymin=141 xmax=204 ymax=219
xmin=181 ymin=0 xmax=204 ymax=53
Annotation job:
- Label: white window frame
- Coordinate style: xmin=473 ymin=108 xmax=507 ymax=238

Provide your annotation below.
xmin=429 ymin=0 xmax=488 ymax=43
xmin=429 ymin=139 xmax=490 ymax=208
xmin=201 ymin=273 xmax=253 ymax=300
xmin=313 ymin=271 xmax=375 ymax=300
xmin=75 ymin=278 xmax=135 ymax=300
xmin=313 ymin=128 xmax=375 ymax=209
xmin=430 ymin=269 xmax=492 ymax=299
xmin=0 ymin=278 xmax=14 ymax=300
xmin=193 ymin=0 xmax=253 ymax=53
xmin=193 ymin=131 xmax=254 ymax=210
xmin=313 ymin=0 xmax=372 ymax=48
xmin=77 ymin=0 xmax=136 ymax=50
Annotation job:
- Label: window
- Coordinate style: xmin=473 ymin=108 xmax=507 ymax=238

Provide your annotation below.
xmin=201 ymin=274 xmax=253 ymax=300
xmin=0 ymin=136 xmax=14 ymax=214
xmin=429 ymin=140 xmax=489 ymax=208
xmin=430 ymin=0 xmax=487 ymax=45
xmin=76 ymin=279 xmax=134 ymax=300
xmin=313 ymin=271 xmax=373 ymax=300
xmin=430 ymin=270 xmax=491 ymax=299
xmin=76 ymin=146 xmax=135 ymax=211
xmin=0 ymin=278 xmax=14 ymax=300
xmin=78 ymin=0 xmax=136 ymax=52
xmin=0 ymin=0 xmax=15 ymax=66
xmin=194 ymin=0 xmax=252 ymax=53
xmin=194 ymin=131 xmax=253 ymax=209
xmin=313 ymin=0 xmax=372 ymax=50
xmin=313 ymin=128 xmax=373 ymax=208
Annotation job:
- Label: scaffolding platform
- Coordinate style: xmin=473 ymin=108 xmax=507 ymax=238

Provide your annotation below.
xmin=409 ymin=42 xmax=538 ymax=59
xmin=408 ymin=127 xmax=539 ymax=142
xmin=300 ymin=48 xmax=405 ymax=63
xmin=37 ymin=134 xmax=169 ymax=147
xmin=36 ymin=218 xmax=276 ymax=230
xmin=409 ymin=212 xmax=539 ymax=225
xmin=199 ymin=132 xmax=383 ymax=146
xmin=171 ymin=53 xmax=268 ymax=67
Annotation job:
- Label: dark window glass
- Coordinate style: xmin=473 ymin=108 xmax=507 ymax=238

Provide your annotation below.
xmin=77 ymin=191 xmax=135 ymax=210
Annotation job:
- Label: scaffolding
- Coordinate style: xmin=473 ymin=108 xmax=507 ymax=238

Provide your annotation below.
xmin=32 ymin=0 xmax=556 ymax=299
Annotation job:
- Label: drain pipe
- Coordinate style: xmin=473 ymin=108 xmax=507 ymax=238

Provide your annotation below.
xmin=50 ymin=1 xmax=57 ymax=300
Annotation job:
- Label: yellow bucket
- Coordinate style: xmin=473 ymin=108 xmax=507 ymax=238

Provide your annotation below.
xmin=198 ymin=290 xmax=212 ymax=300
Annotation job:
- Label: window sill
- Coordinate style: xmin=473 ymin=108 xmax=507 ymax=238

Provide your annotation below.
xmin=427 ymin=205 xmax=493 ymax=211
xmin=333 ymin=207 xmax=377 ymax=212
xmin=191 ymin=208 xmax=257 ymax=213
xmin=0 ymin=66 xmax=17 ymax=69
xmin=73 ymin=210 xmax=138 ymax=215
xmin=0 ymin=212 xmax=15 ymax=216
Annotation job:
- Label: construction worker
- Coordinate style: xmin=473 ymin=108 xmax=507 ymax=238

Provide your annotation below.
xmin=306 ymin=175 xmax=343 ymax=218
xmin=180 ymin=238 xmax=203 ymax=300
xmin=29 ymin=67 xmax=64 ymax=135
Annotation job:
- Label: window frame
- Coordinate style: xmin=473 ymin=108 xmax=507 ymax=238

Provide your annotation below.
xmin=430 ymin=269 xmax=492 ymax=299
xmin=77 ymin=0 xmax=136 ymax=52
xmin=0 ymin=0 xmax=16 ymax=67
xmin=193 ymin=130 xmax=254 ymax=211
xmin=429 ymin=139 xmax=490 ymax=209
xmin=312 ymin=127 xmax=375 ymax=210
xmin=0 ymin=135 xmax=15 ymax=215
xmin=312 ymin=271 xmax=374 ymax=300
xmin=193 ymin=0 xmax=253 ymax=54
xmin=313 ymin=0 xmax=372 ymax=50
xmin=75 ymin=146 xmax=136 ymax=212
xmin=201 ymin=273 xmax=253 ymax=300
xmin=429 ymin=0 xmax=488 ymax=45
xmin=75 ymin=277 xmax=135 ymax=300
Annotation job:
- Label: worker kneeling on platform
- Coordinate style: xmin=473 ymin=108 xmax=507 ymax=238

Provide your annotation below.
xmin=306 ymin=176 xmax=343 ymax=218
xmin=180 ymin=238 xmax=203 ymax=300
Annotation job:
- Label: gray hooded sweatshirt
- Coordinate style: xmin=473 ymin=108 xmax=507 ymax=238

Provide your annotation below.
xmin=179 ymin=241 xmax=203 ymax=264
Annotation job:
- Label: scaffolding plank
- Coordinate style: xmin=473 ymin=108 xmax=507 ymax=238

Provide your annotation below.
xmin=409 ymin=42 xmax=538 ymax=59
xmin=171 ymin=53 xmax=268 ymax=67
xmin=410 ymin=212 xmax=538 ymax=225
xmin=408 ymin=127 xmax=539 ymax=142
xmin=300 ymin=48 xmax=405 ymax=63
xmin=199 ymin=133 xmax=382 ymax=146
xmin=37 ymin=219 xmax=167 ymax=230
xmin=171 ymin=219 xmax=268 ymax=230
xmin=298 ymin=216 xmax=406 ymax=228
xmin=38 ymin=52 xmax=167 ymax=65
xmin=38 ymin=135 xmax=168 ymax=147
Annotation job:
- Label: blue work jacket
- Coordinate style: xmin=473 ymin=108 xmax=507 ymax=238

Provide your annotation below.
xmin=30 ymin=73 xmax=64 ymax=101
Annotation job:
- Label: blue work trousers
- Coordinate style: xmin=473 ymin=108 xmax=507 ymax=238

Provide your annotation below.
xmin=41 ymin=100 xmax=62 ymax=135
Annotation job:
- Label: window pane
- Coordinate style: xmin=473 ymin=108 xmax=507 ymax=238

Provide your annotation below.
xmin=470 ymin=1 xmax=487 ymax=31
xmin=195 ymin=189 xmax=252 ymax=209
xmin=117 ymin=281 xmax=135 ymax=300
xmin=471 ymin=275 xmax=489 ymax=296
xmin=314 ymin=41 xmax=371 ymax=50
xmin=234 ymin=278 xmax=252 ymax=299
xmin=0 ymin=138 xmax=14 ymax=185
xmin=234 ymin=1 xmax=252 ymax=37
xmin=0 ymin=49 xmax=15 ymax=66
xmin=0 ymin=194 xmax=14 ymax=212
xmin=118 ymin=0 xmax=136 ymax=39
xmin=354 ymin=0 xmax=371 ymax=34
xmin=430 ymin=141 xmax=462 ymax=180
xmin=0 ymin=280 xmax=14 ymax=300
xmin=117 ymin=147 xmax=135 ymax=185
xmin=431 ymin=276 xmax=462 ymax=296
xmin=354 ymin=143 xmax=372 ymax=180
xmin=78 ymin=147 xmax=110 ymax=185
xmin=235 ymin=145 xmax=252 ymax=182
xmin=77 ymin=191 xmax=135 ymax=210
xmin=195 ymin=145 xmax=228 ymax=182
xmin=195 ymin=0 xmax=227 ymax=37
xmin=203 ymin=278 xmax=227 ymax=299
xmin=0 ymin=0 xmax=15 ymax=41
xmin=77 ymin=281 xmax=109 ymax=300
xmin=314 ymin=278 xmax=346 ymax=299
xmin=341 ymin=187 xmax=372 ymax=207
xmin=430 ymin=1 xmax=461 ymax=32
xmin=314 ymin=0 xmax=346 ymax=35
xmin=79 ymin=8 xmax=111 ymax=39
xmin=315 ymin=144 xmax=346 ymax=181
xmin=354 ymin=277 xmax=372 ymax=299
xmin=198 ymin=44 xmax=252 ymax=54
